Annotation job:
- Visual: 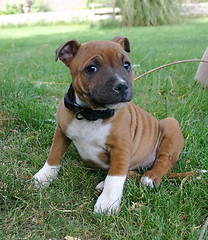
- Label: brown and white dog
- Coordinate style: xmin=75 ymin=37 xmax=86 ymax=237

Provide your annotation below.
xmin=33 ymin=36 xmax=184 ymax=215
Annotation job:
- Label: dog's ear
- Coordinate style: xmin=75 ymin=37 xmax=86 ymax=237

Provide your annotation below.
xmin=55 ymin=39 xmax=81 ymax=63
xmin=112 ymin=36 xmax=130 ymax=53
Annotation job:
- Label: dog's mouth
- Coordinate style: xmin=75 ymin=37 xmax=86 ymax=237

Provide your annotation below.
xmin=104 ymin=102 xmax=127 ymax=110
xmin=88 ymin=88 xmax=133 ymax=110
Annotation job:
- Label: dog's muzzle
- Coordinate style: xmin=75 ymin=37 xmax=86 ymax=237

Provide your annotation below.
xmin=89 ymin=80 xmax=133 ymax=108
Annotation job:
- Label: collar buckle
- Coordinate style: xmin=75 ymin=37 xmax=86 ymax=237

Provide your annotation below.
xmin=75 ymin=110 xmax=85 ymax=120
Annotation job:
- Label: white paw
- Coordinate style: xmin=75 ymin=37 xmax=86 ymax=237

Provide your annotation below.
xmin=95 ymin=181 xmax=104 ymax=193
xmin=33 ymin=162 xmax=61 ymax=188
xmin=140 ymin=176 xmax=155 ymax=188
xmin=94 ymin=191 xmax=121 ymax=215
xmin=94 ymin=175 xmax=126 ymax=215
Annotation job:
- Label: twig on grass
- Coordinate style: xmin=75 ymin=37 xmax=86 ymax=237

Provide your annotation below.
xmin=179 ymin=175 xmax=191 ymax=191
xmin=50 ymin=206 xmax=77 ymax=213
xmin=167 ymin=170 xmax=198 ymax=179
xmin=167 ymin=170 xmax=208 ymax=181
xmin=199 ymin=217 xmax=208 ymax=240
xmin=133 ymin=59 xmax=208 ymax=82
xmin=31 ymin=81 xmax=69 ymax=85
xmin=0 ymin=118 xmax=16 ymax=121
xmin=31 ymin=72 xmax=69 ymax=85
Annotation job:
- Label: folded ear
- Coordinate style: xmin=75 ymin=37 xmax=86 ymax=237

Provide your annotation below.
xmin=55 ymin=39 xmax=81 ymax=63
xmin=112 ymin=36 xmax=130 ymax=53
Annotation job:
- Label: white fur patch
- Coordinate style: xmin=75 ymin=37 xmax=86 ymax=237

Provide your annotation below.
xmin=105 ymin=102 xmax=126 ymax=110
xmin=33 ymin=162 xmax=61 ymax=188
xmin=66 ymin=118 xmax=112 ymax=169
xmin=140 ymin=176 xmax=155 ymax=188
xmin=94 ymin=175 xmax=126 ymax=215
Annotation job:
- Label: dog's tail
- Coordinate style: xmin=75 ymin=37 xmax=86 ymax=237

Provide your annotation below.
xmin=167 ymin=170 xmax=207 ymax=179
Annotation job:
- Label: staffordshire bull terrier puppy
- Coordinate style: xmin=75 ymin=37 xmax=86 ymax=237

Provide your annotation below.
xmin=33 ymin=36 xmax=184 ymax=215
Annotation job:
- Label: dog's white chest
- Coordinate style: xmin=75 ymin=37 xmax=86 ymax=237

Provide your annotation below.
xmin=65 ymin=118 xmax=112 ymax=168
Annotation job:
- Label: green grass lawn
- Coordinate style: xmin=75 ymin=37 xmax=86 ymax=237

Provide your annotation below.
xmin=0 ymin=19 xmax=208 ymax=239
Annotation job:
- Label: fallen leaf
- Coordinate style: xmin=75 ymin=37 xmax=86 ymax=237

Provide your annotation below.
xmin=178 ymin=94 xmax=186 ymax=100
xmin=130 ymin=201 xmax=144 ymax=211
xmin=191 ymin=225 xmax=201 ymax=232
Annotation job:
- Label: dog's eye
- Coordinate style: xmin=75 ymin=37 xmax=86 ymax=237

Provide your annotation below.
xmin=85 ymin=65 xmax=97 ymax=74
xmin=123 ymin=61 xmax=131 ymax=72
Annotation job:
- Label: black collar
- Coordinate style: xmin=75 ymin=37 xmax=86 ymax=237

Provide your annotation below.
xmin=64 ymin=84 xmax=115 ymax=121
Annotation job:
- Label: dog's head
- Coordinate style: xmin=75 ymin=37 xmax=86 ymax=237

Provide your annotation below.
xmin=56 ymin=36 xmax=134 ymax=110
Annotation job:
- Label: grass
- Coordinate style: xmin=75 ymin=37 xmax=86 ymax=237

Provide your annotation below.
xmin=0 ymin=18 xmax=208 ymax=239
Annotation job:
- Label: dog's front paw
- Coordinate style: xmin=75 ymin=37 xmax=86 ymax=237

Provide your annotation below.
xmin=94 ymin=191 xmax=121 ymax=215
xmin=33 ymin=162 xmax=61 ymax=188
xmin=93 ymin=175 xmax=126 ymax=215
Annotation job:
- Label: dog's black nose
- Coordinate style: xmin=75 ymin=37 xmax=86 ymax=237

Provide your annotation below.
xmin=113 ymin=82 xmax=129 ymax=95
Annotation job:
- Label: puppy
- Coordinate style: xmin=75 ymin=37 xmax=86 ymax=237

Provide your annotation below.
xmin=33 ymin=36 xmax=184 ymax=215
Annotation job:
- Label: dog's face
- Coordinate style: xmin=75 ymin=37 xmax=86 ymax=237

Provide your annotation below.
xmin=56 ymin=37 xmax=134 ymax=110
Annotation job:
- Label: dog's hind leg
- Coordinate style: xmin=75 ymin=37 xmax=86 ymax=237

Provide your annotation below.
xmin=33 ymin=125 xmax=71 ymax=187
xmin=141 ymin=117 xmax=184 ymax=187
